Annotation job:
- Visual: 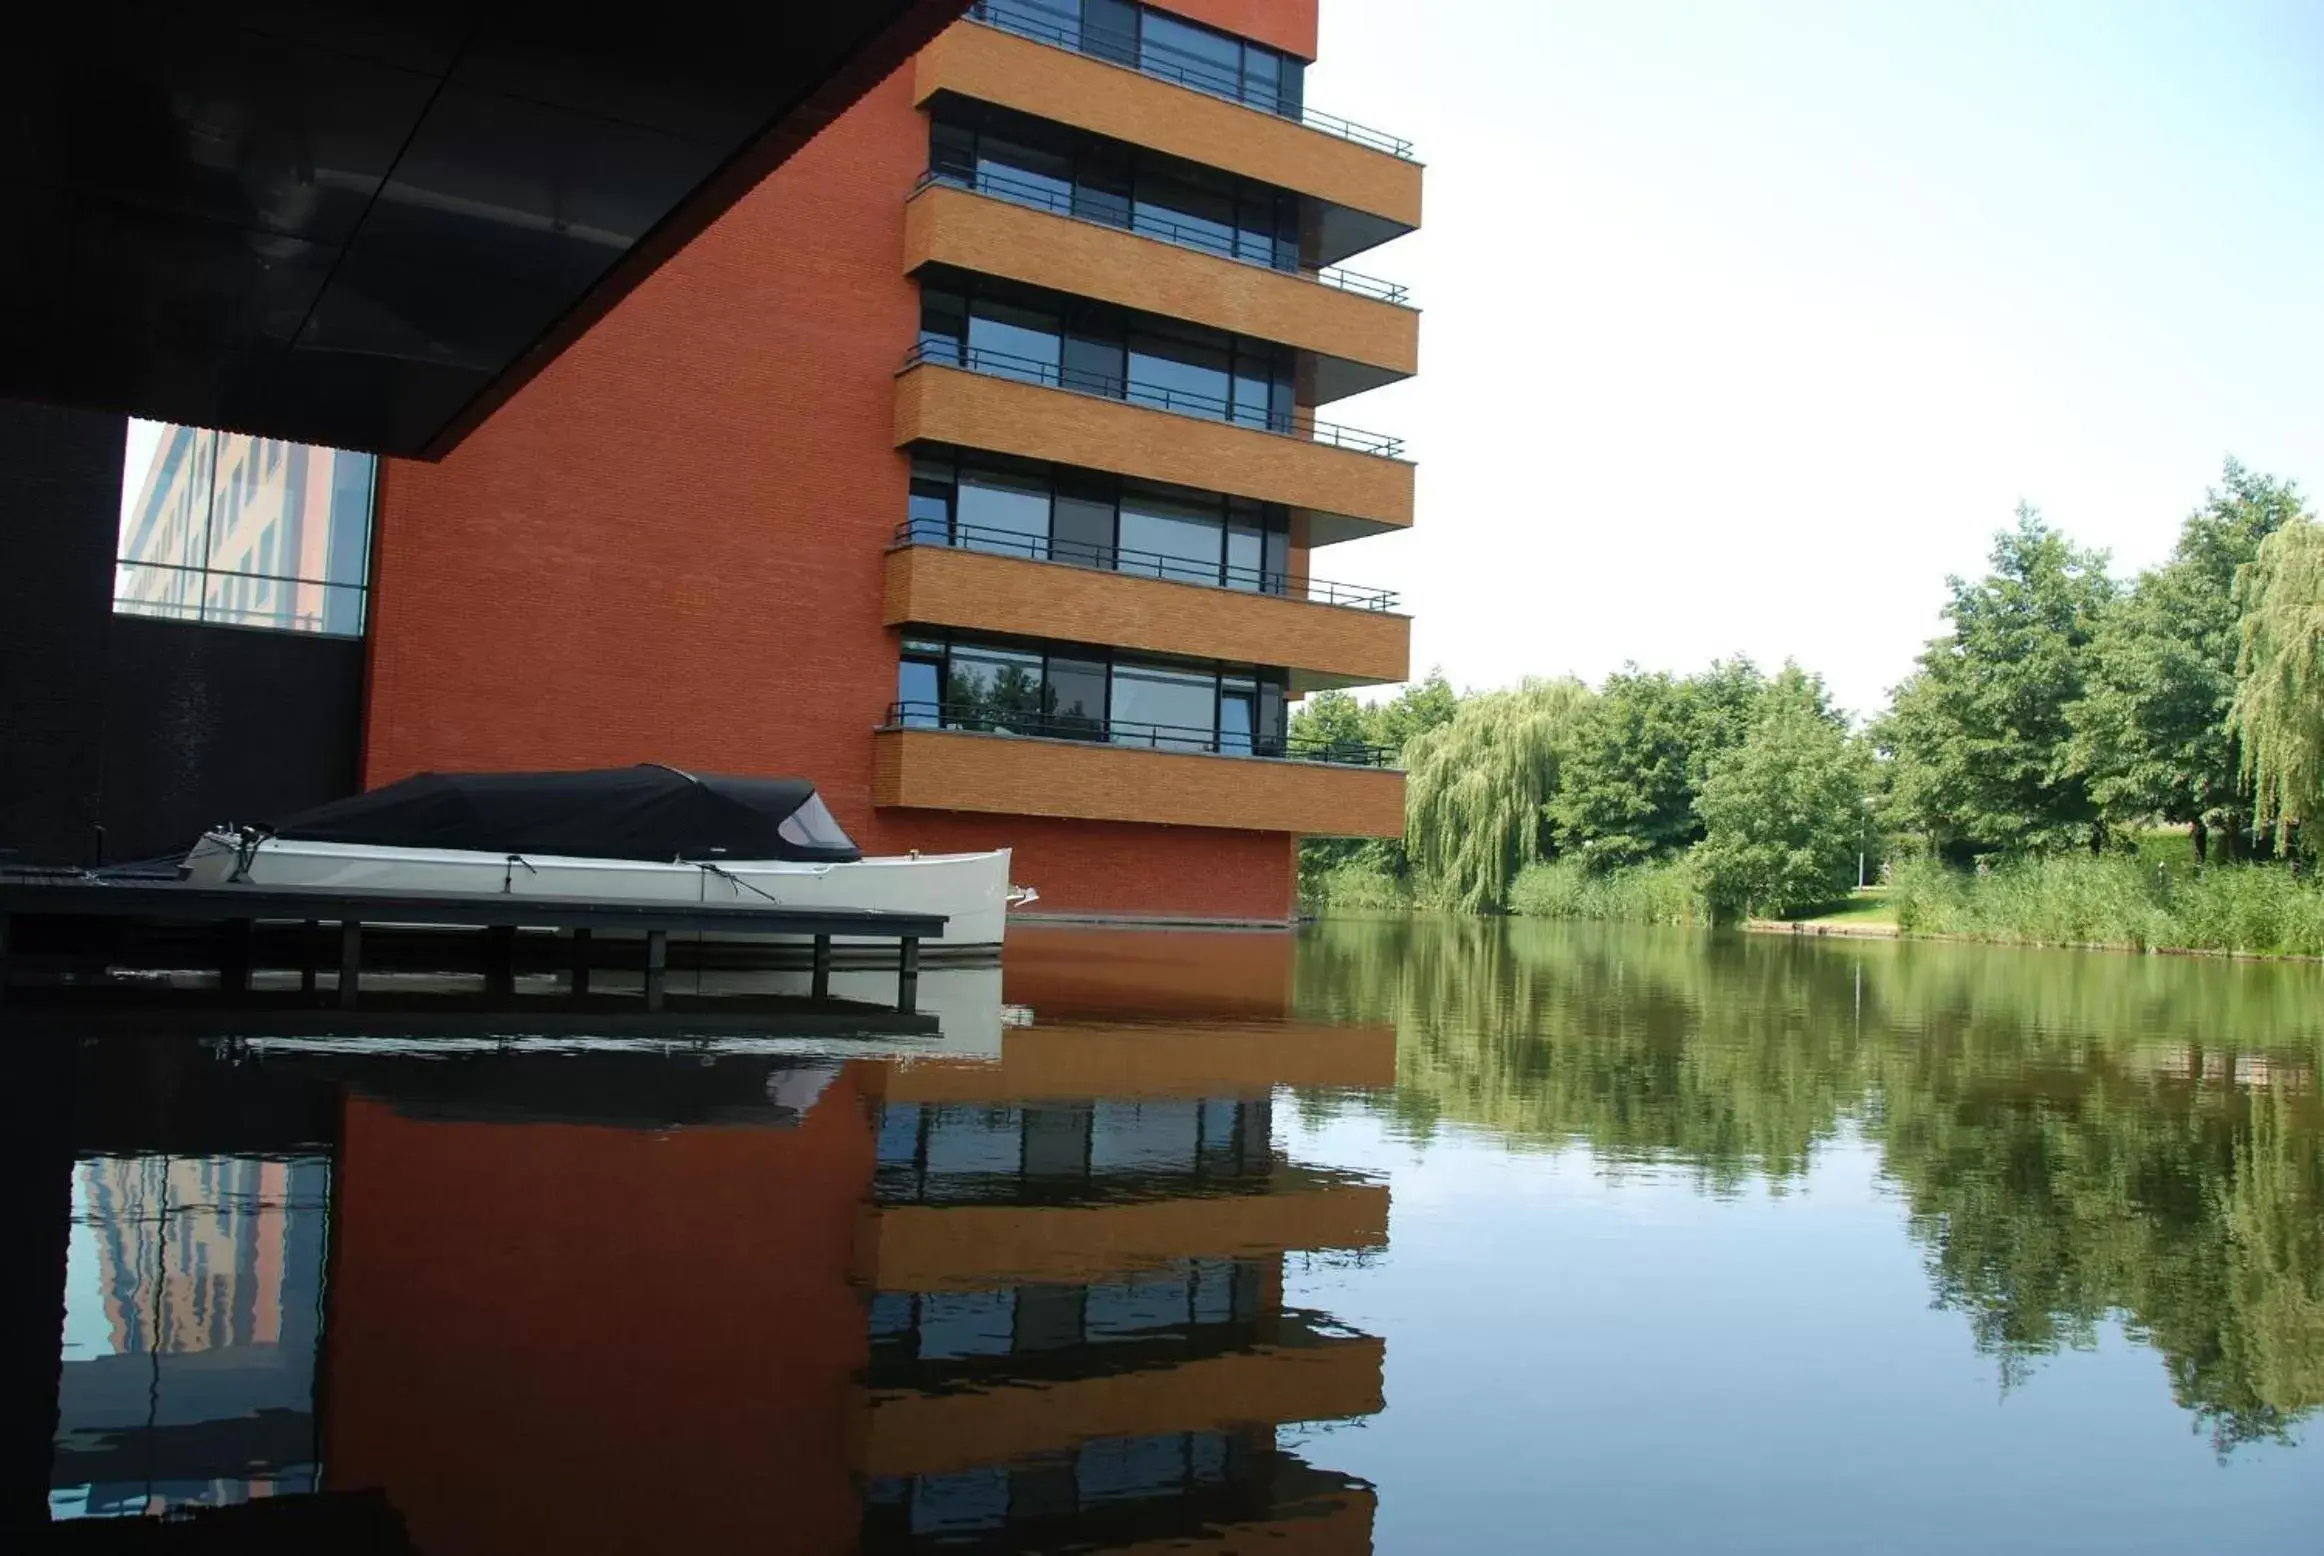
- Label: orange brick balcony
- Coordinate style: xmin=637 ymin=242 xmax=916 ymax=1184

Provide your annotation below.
xmin=915 ymin=18 xmax=1420 ymax=254
xmin=883 ymin=542 xmax=1409 ymax=689
xmin=871 ymin=726 xmax=1405 ymax=837
xmin=894 ymin=358 xmax=1413 ymax=540
xmin=904 ymin=179 xmax=1417 ymax=393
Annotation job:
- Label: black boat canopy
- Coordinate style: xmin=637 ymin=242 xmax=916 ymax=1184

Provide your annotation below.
xmin=266 ymin=765 xmax=863 ymax=864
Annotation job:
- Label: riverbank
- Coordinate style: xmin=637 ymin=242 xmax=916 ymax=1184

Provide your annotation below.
xmin=1305 ymin=854 xmax=2324 ymax=961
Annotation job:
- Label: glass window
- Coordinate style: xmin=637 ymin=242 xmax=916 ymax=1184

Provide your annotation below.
xmin=1073 ymin=139 xmax=1133 ymax=228
xmin=1046 ymin=655 xmax=1108 ymax=738
xmin=1079 ymin=1434 xmax=1193 ymax=1504
xmin=776 ymin=793 xmax=860 ymax=853
xmin=1140 ymin=12 xmax=1243 ymax=98
xmin=947 ymin=645 xmax=1047 ymax=732
xmin=1225 ymin=520 xmax=1265 ymax=592
xmin=1242 ymin=45 xmax=1283 ymax=114
xmin=924 ymin=1106 xmax=1025 ymax=1182
xmin=919 ymin=288 xmax=966 ymax=363
xmin=977 ymin=134 xmax=1073 ymax=212
xmin=1109 ymin=660 xmax=1218 ymax=749
xmin=897 ymin=658 xmax=941 ymax=724
xmin=956 ymin=463 xmax=1051 ymax=558
xmin=1133 ymin=164 xmax=1236 ymax=259
xmin=1014 ymin=1284 xmax=1085 ymax=1352
xmin=1117 ymin=486 xmax=1223 ymax=586
xmin=1052 ymin=489 xmax=1116 ymax=569
xmin=911 ymin=1469 xmax=1010 ymax=1535
xmin=1021 ymin=1105 xmax=1092 ymax=1179
xmin=114 ymin=420 xmax=376 ymax=638
xmin=1085 ymin=1271 xmax=1192 ymax=1337
xmin=1219 ymin=687 xmax=1256 ymax=755
xmin=1061 ymin=329 xmax=1125 ymax=397
xmin=1080 ymin=0 xmax=1139 ymax=65
xmin=918 ymin=1290 xmax=1017 ymax=1359
xmin=967 ymin=299 xmax=1060 ymax=382
xmin=1127 ymin=327 xmax=1231 ymax=419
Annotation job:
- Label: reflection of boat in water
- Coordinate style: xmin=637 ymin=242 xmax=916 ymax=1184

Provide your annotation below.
xmin=179 ymin=765 xmax=1028 ymax=950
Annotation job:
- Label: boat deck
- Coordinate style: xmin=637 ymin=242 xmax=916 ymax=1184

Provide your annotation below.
xmin=0 ymin=878 xmax=948 ymax=1015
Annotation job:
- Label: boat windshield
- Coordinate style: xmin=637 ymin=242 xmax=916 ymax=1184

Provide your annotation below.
xmin=776 ymin=793 xmax=859 ymax=855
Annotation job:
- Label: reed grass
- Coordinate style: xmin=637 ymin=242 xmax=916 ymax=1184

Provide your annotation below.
xmin=1890 ymin=854 xmax=2324 ymax=957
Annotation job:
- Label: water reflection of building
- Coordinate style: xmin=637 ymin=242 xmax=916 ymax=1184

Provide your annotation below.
xmin=53 ymin=1154 xmax=329 ymax=1518
xmin=852 ymin=1022 xmax=1393 ymax=1551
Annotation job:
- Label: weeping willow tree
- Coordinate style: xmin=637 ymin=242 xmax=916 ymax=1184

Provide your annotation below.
xmin=1403 ymin=677 xmax=1593 ymax=912
xmin=2232 ymin=518 xmax=2324 ymax=844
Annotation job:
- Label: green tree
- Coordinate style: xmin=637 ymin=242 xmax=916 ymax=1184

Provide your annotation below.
xmin=2071 ymin=462 xmax=2303 ymax=859
xmin=1368 ymin=668 xmax=1460 ymax=751
xmin=2232 ymin=517 xmax=2324 ymax=846
xmin=1549 ymin=659 xmax=1765 ymax=869
xmin=1879 ymin=506 xmax=2117 ymax=856
xmin=1404 ymin=678 xmax=1592 ymax=912
xmin=1693 ymin=678 xmax=1870 ymax=920
xmin=1289 ymin=688 xmax=1375 ymax=760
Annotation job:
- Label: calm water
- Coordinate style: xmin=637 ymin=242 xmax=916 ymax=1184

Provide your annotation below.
xmin=11 ymin=919 xmax=2321 ymax=1552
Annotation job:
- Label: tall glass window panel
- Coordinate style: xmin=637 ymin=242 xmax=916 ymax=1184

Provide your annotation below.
xmin=115 ymin=420 xmax=375 ymax=638
xmin=1133 ymin=164 xmax=1236 ymax=259
xmin=1051 ymin=488 xmax=1116 ymax=569
xmin=1072 ymin=140 xmax=1133 ymax=227
xmin=1220 ymin=683 xmax=1257 ymax=755
xmin=1258 ymin=681 xmax=1287 ymax=755
xmin=1080 ymin=0 xmax=1139 ymax=66
xmin=967 ymin=299 xmax=1060 ymax=383
xmin=977 ymin=134 xmax=1073 ymax=212
xmin=1109 ymin=660 xmax=1218 ymax=750
xmin=1046 ymin=655 xmax=1108 ymax=739
xmin=1127 ymin=327 xmax=1230 ymax=420
xmin=919 ymin=289 xmax=966 ymax=364
xmin=956 ymin=465 xmax=1051 ymax=559
xmin=946 ymin=644 xmax=1046 ymax=732
xmin=1230 ymin=341 xmax=1282 ymax=431
xmin=897 ymin=657 xmax=942 ymax=725
xmin=1061 ymin=330 xmax=1125 ymax=397
xmin=1225 ymin=519 xmax=1266 ymax=592
xmin=1139 ymin=11 xmax=1242 ymax=98
xmin=1241 ymin=45 xmax=1284 ymax=116
xmin=908 ymin=456 xmax=955 ymax=544
xmin=1117 ymin=486 xmax=1223 ymax=586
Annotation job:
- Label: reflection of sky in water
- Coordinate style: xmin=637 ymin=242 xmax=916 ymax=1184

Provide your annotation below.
xmin=1278 ymin=1107 xmax=2320 ymax=1556
xmin=59 ymin=1174 xmax=111 ymax=1363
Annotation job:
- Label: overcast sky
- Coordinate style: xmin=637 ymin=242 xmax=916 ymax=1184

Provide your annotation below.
xmin=1306 ymin=0 xmax=2324 ymax=719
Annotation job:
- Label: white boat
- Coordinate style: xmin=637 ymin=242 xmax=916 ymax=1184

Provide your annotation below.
xmin=177 ymin=765 xmax=1029 ymax=951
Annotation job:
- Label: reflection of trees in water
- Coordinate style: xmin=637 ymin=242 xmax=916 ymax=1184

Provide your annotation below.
xmin=1296 ymin=918 xmax=2324 ymax=1448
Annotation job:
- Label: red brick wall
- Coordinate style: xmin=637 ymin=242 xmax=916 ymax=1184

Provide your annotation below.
xmin=362 ymin=60 xmax=1302 ymax=926
xmin=887 ymin=810 xmax=1295 ymax=922
xmin=1149 ymin=0 xmax=1319 ymax=59
xmin=323 ymin=1076 xmax=875 ymax=1555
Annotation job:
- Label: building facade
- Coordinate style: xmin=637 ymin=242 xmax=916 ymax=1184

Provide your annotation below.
xmin=356 ymin=0 xmax=1422 ymax=925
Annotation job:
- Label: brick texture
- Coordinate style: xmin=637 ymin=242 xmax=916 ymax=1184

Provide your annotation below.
xmin=873 ymin=728 xmax=1405 ymax=838
xmin=915 ymin=22 xmax=1420 ymax=226
xmin=1149 ymin=0 xmax=1319 ymax=59
xmin=906 ymin=182 xmax=1417 ymax=375
xmin=894 ymin=364 xmax=1414 ymax=530
xmin=363 ymin=43 xmax=1394 ymax=927
xmin=883 ymin=545 xmax=1409 ymax=685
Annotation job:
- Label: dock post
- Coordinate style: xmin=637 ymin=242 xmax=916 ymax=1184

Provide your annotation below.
xmin=300 ymin=921 xmax=319 ymax=998
xmin=570 ymin=927 xmax=592 ymax=999
xmin=897 ymin=936 xmax=920 ymax=1014
xmin=220 ymin=918 xmax=254 ymax=997
xmin=484 ymin=923 xmax=517 ymax=997
xmin=644 ymin=930 xmax=668 ymax=1012
xmin=811 ymin=934 xmax=831 ymax=1001
xmin=338 ymin=921 xmax=363 ymax=1009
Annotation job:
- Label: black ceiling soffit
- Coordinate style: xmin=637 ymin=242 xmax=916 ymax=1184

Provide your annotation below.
xmin=2 ymin=1 xmax=972 ymax=459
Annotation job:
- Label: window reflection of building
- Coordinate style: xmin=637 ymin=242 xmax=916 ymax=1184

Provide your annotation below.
xmin=114 ymin=419 xmax=376 ymax=636
xmin=51 ymin=1153 xmax=330 ymax=1520
xmin=853 ymin=1021 xmax=1391 ymax=1553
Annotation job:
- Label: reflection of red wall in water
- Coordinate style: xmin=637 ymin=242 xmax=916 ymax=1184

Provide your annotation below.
xmin=1005 ymin=926 xmax=1297 ymax=1020
xmin=322 ymin=1077 xmax=875 ymax=1555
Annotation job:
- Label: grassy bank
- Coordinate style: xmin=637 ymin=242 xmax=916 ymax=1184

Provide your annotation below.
xmin=1506 ymin=859 xmax=1707 ymax=925
xmin=1890 ymin=855 xmax=2324 ymax=957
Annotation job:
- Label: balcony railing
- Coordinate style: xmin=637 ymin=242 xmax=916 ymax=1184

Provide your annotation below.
xmin=901 ymin=341 xmax=1407 ymax=460
xmin=914 ymin=168 xmax=1411 ymax=305
xmin=893 ymin=518 xmax=1400 ymax=611
xmin=884 ymin=701 xmax=1401 ymax=767
xmin=962 ymin=0 xmax=1415 ymax=160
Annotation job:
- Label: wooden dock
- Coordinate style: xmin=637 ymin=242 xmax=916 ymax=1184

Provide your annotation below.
xmin=0 ymin=878 xmax=947 ymax=1015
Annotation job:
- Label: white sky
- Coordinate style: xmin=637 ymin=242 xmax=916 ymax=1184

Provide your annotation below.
xmin=1306 ymin=0 xmax=2324 ymax=719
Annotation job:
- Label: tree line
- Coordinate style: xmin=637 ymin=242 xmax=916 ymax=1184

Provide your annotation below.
xmin=1296 ymin=461 xmax=2324 ymax=920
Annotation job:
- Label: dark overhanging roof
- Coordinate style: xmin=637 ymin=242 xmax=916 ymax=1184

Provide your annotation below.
xmin=2 ymin=0 xmax=970 ymax=459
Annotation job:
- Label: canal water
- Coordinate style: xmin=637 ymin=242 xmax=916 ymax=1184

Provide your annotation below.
xmin=12 ymin=919 xmax=2320 ymax=1551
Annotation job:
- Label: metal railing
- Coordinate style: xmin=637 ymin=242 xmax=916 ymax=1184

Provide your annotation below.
xmin=901 ymin=340 xmax=1406 ymax=459
xmin=884 ymin=700 xmax=1401 ymax=766
xmin=892 ymin=517 xmax=1400 ymax=611
xmin=964 ymin=0 xmax=1415 ymax=160
xmin=914 ymin=167 xmax=1411 ymax=305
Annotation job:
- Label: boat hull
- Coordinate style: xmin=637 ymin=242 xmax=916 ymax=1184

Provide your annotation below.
xmin=180 ymin=836 xmax=1014 ymax=949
